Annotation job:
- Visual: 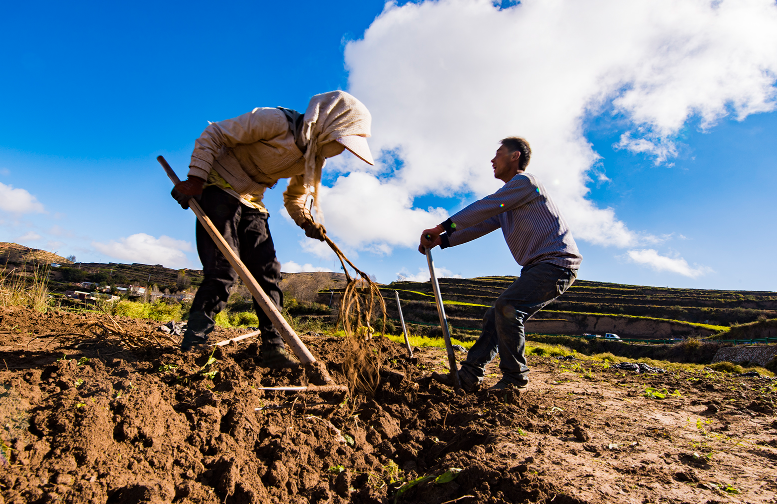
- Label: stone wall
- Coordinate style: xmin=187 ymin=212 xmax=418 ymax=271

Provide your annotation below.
xmin=526 ymin=313 xmax=718 ymax=339
xmin=712 ymin=345 xmax=777 ymax=367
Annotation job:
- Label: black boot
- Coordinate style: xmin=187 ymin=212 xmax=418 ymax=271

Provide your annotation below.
xmin=180 ymin=311 xmax=215 ymax=352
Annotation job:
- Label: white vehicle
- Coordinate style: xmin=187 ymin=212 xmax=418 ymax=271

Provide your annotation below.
xmin=604 ymin=333 xmax=621 ymax=340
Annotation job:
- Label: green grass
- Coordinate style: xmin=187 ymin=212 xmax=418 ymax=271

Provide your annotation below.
xmin=110 ymin=299 xmax=182 ymax=323
xmin=382 ymin=333 xmax=475 ymax=350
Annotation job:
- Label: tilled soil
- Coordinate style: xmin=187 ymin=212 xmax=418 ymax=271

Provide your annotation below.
xmin=1 ymin=305 xmax=776 ymax=504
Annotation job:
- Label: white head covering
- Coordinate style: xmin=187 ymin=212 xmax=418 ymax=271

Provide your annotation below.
xmin=301 ymin=91 xmax=373 ymax=223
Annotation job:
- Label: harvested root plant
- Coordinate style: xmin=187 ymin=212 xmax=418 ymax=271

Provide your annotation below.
xmin=324 ymin=235 xmax=387 ymax=395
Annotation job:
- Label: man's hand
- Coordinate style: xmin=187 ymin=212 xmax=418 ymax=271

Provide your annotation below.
xmin=418 ymin=225 xmax=444 ymax=254
xmin=171 ymin=176 xmax=205 ymax=210
xmin=302 ymin=221 xmax=327 ymax=242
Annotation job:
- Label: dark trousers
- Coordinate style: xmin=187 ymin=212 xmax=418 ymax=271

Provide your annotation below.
xmin=460 ymin=262 xmax=577 ymax=383
xmin=189 ymin=186 xmax=284 ymax=349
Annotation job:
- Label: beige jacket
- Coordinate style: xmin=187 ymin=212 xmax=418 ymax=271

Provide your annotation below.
xmin=188 ymin=107 xmax=313 ymax=226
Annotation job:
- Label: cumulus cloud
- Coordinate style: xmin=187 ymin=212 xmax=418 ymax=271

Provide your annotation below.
xmin=92 ymin=234 xmax=193 ymax=269
xmin=320 ymin=173 xmax=449 ymax=250
xmin=397 ymin=265 xmax=462 ymax=282
xmin=0 ymin=182 xmax=45 ymax=214
xmin=16 ymin=231 xmax=41 ymax=242
xmin=325 ymin=0 xmax=777 ymax=251
xmin=626 ymin=249 xmax=712 ymax=278
xmin=281 ymin=261 xmax=333 ymax=273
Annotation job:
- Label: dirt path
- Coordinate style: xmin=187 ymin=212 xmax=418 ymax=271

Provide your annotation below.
xmin=1 ymin=306 xmax=775 ymax=503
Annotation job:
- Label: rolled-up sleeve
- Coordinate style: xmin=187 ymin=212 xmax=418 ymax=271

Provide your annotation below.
xmin=189 ymin=107 xmax=287 ymax=180
xmin=283 ymin=175 xmax=311 ymax=227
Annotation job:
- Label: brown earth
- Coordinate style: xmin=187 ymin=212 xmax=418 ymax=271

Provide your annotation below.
xmin=1 ymin=305 xmax=776 ymax=504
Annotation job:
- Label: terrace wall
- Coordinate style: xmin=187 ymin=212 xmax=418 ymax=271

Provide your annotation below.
xmin=526 ymin=313 xmax=717 ymax=339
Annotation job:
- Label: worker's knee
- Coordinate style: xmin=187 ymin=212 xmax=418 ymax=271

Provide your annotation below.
xmin=494 ymin=298 xmax=520 ymax=321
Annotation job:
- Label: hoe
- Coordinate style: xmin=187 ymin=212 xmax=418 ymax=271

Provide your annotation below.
xmin=158 ymin=156 xmax=342 ymax=391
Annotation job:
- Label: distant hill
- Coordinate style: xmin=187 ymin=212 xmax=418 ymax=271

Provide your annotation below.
xmin=4 ymin=242 xmax=775 ymax=339
xmin=0 ymin=242 xmax=70 ymax=266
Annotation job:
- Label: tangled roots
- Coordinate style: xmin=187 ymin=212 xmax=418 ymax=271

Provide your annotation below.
xmin=324 ymin=235 xmax=387 ymax=395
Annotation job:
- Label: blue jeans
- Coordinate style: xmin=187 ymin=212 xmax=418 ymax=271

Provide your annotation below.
xmin=459 ymin=262 xmax=577 ymax=384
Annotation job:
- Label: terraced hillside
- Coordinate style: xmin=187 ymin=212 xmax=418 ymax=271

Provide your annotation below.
xmin=366 ymin=277 xmax=777 ymax=341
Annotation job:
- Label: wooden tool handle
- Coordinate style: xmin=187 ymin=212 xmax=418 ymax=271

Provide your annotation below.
xmin=157 ymin=156 xmax=316 ymax=364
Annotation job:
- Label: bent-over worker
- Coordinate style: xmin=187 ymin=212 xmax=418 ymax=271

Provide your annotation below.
xmin=172 ymin=91 xmax=374 ymax=367
xmin=420 ymin=137 xmax=582 ymax=392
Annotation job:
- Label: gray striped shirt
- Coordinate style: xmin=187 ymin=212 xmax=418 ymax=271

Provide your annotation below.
xmin=440 ymin=172 xmax=582 ymax=270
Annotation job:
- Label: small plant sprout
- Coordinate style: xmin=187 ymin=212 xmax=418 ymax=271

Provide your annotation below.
xmin=384 ymin=460 xmax=402 ymax=484
xmin=516 ymin=427 xmax=527 ymax=436
xmin=343 ymin=434 xmax=355 ymax=446
xmin=75 ymin=402 xmax=86 ymax=409
xmin=199 ymin=348 xmax=219 ymax=380
xmin=77 ymin=357 xmax=89 ymax=366
xmin=328 ymin=465 xmax=345 ymax=474
xmin=434 ymin=468 xmax=462 ymax=484
xmin=394 ymin=475 xmax=435 ymax=503
xmin=721 ymin=483 xmax=739 ymax=494
xmin=74 ymin=378 xmax=84 ymax=388
xmin=644 ymin=387 xmax=667 ymax=399
xmin=158 ymin=363 xmax=179 ymax=373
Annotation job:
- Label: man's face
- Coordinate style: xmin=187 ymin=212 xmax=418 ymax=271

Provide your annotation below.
xmin=491 ymin=145 xmax=520 ymax=182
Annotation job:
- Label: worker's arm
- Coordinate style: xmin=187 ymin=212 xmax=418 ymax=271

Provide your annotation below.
xmin=283 ymin=175 xmax=326 ymax=241
xmin=418 ymin=217 xmax=500 ymax=254
xmin=444 ymin=175 xmax=540 ymax=231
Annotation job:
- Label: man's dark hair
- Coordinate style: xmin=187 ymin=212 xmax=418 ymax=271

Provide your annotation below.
xmin=500 ymin=137 xmax=532 ymax=171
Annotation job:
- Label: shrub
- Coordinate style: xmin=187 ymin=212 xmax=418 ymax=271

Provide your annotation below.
xmin=231 ymin=311 xmax=259 ymax=327
xmin=709 ymin=361 xmax=744 ymax=374
xmin=112 ymin=300 xmax=150 ymax=319
xmin=111 ymin=300 xmax=182 ymax=323
xmin=148 ymin=301 xmax=181 ymax=323
xmin=593 ymin=352 xmax=618 ymax=363
xmin=214 ymin=311 xmax=232 ymax=328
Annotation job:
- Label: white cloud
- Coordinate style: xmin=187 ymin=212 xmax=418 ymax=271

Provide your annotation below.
xmin=300 ymin=238 xmax=337 ymax=260
xmin=92 ymin=234 xmax=193 ymax=269
xmin=48 ymin=225 xmax=73 ymax=237
xmin=281 ymin=261 xmax=333 ymax=273
xmin=334 ymin=0 xmax=777 ymax=250
xmin=397 ymin=265 xmax=462 ymax=282
xmin=0 ymin=182 xmax=45 ymax=214
xmin=319 ymin=172 xmax=448 ymax=249
xmin=626 ymin=249 xmax=712 ymax=278
xmin=16 ymin=231 xmax=41 ymax=242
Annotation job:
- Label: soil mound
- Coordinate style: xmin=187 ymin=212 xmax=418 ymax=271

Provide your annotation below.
xmin=1 ymin=306 xmax=776 ymax=503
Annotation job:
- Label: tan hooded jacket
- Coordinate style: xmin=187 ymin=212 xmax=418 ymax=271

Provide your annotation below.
xmin=187 ymin=91 xmax=371 ymax=227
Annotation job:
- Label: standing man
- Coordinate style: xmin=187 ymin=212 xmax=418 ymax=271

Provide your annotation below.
xmin=172 ymin=91 xmax=375 ymax=367
xmin=420 ymin=137 xmax=582 ymax=391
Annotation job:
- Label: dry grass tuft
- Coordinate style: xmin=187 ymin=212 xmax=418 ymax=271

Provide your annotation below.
xmin=86 ymin=312 xmax=178 ymax=349
xmin=0 ymin=263 xmax=50 ymax=313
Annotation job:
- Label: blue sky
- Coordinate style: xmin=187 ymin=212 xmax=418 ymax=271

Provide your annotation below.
xmin=2 ymin=0 xmax=776 ymax=291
